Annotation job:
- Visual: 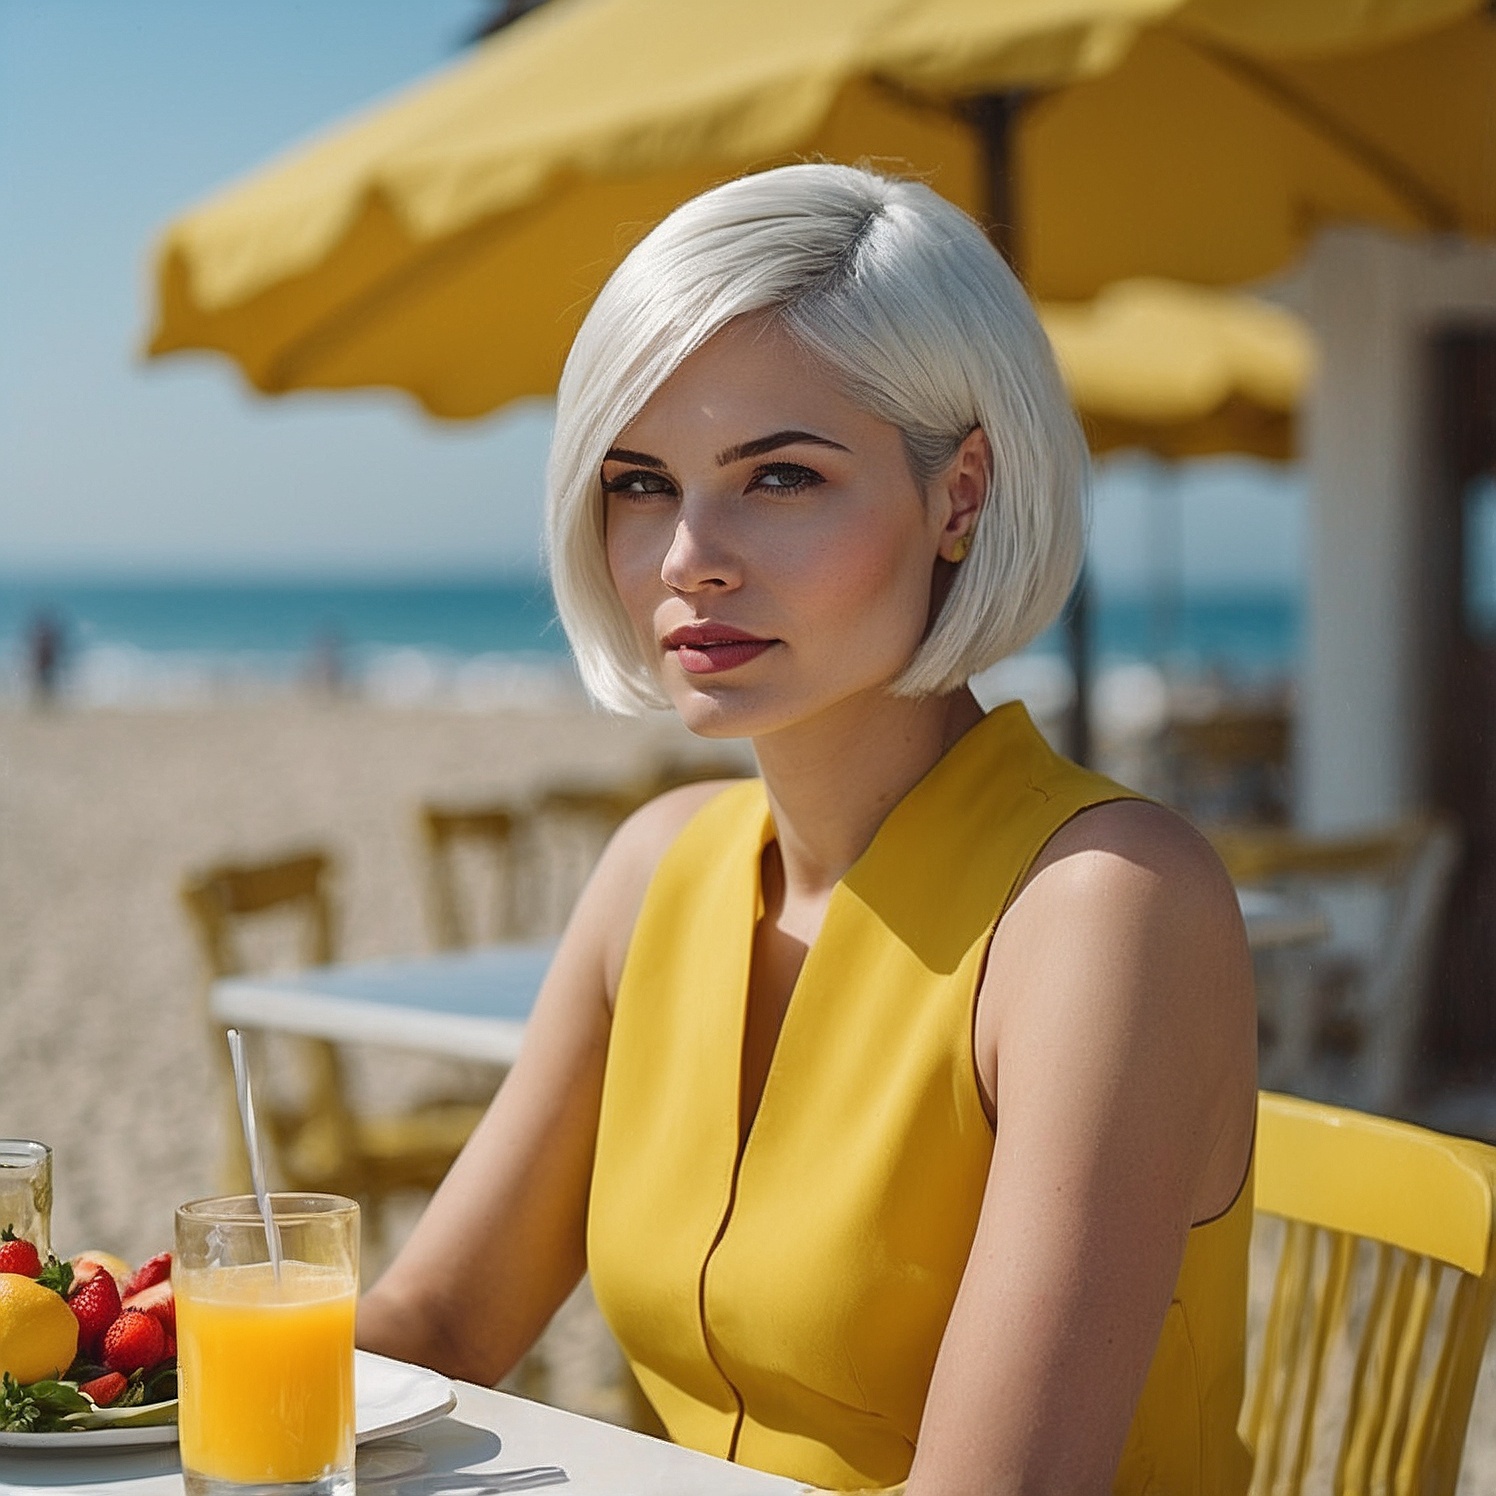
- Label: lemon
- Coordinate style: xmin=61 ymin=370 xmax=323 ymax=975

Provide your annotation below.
xmin=0 ymin=1272 xmax=78 ymax=1384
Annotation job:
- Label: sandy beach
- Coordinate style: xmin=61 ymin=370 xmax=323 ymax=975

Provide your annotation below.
xmin=2 ymin=698 xmax=1494 ymax=1483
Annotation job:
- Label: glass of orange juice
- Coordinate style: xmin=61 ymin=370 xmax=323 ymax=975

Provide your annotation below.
xmin=175 ymin=1193 xmax=359 ymax=1496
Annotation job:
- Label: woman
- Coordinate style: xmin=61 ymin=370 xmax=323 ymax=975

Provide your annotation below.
xmin=359 ymin=163 xmax=1257 ymax=1496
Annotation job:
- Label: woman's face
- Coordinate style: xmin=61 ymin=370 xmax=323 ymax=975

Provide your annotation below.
xmin=603 ymin=315 xmax=977 ymax=741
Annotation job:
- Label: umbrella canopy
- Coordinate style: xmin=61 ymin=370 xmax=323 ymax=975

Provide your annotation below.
xmin=1038 ymin=279 xmax=1313 ymax=460
xmin=146 ymin=0 xmax=1488 ymax=421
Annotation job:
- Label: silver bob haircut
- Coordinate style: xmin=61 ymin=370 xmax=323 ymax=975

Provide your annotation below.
xmin=545 ymin=162 xmax=1087 ymax=715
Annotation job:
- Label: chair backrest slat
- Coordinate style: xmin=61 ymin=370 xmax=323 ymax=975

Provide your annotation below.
xmin=1379 ymin=1255 xmax=1442 ymax=1489
xmin=1252 ymin=1218 xmax=1312 ymax=1491
xmin=1287 ymin=1228 xmax=1357 ymax=1496
xmin=1355 ymin=1248 xmax=1421 ymax=1492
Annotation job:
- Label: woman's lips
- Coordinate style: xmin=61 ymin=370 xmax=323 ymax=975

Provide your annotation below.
xmin=673 ymin=639 xmax=775 ymax=675
xmin=663 ymin=624 xmax=776 ymax=676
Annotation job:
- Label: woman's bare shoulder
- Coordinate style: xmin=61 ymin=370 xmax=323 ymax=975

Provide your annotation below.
xmin=1022 ymin=796 xmax=1239 ymax=920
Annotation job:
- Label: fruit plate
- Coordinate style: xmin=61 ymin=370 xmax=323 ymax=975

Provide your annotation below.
xmin=0 ymin=1350 xmax=456 ymax=1451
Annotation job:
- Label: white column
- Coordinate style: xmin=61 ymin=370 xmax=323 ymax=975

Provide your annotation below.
xmin=1297 ymin=229 xmax=1496 ymax=835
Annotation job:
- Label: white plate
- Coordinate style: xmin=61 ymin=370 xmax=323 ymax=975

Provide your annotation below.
xmin=0 ymin=1350 xmax=456 ymax=1452
xmin=355 ymin=1349 xmax=458 ymax=1444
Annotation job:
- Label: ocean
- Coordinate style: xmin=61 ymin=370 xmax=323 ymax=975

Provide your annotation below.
xmin=0 ymin=576 xmax=1298 ymax=709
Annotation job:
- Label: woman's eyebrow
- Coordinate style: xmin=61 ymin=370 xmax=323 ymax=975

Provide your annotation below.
xmin=602 ymin=447 xmax=667 ymax=469
xmin=716 ymin=430 xmax=851 ymax=466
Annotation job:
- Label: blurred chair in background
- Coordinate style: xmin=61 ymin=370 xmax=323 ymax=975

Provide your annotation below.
xmin=421 ymin=755 xmax=753 ymax=947
xmin=1213 ymin=823 xmax=1461 ymax=1115
xmin=529 ymin=757 xmax=753 ymax=935
xmin=1245 ymin=1091 xmax=1496 ymax=1496
xmin=419 ymin=802 xmax=528 ymax=949
xmin=180 ymin=849 xmax=486 ymax=1245
xmin=1162 ymin=702 xmax=1293 ymax=827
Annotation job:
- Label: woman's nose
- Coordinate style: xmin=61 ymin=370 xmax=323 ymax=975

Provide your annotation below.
xmin=660 ymin=512 xmax=737 ymax=593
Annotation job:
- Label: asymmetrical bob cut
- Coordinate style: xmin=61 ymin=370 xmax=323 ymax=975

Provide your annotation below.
xmin=546 ymin=162 xmax=1088 ymax=715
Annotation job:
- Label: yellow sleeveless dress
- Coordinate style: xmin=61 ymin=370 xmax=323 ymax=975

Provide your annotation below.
xmin=588 ymin=703 xmax=1253 ymax=1494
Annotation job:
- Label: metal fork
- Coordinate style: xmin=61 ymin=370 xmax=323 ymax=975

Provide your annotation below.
xmin=365 ymin=1466 xmax=569 ymax=1494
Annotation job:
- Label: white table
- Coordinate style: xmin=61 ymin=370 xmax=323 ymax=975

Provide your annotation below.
xmin=211 ymin=892 xmax=1326 ymax=1065
xmin=0 ymin=1381 xmax=807 ymax=1495
xmin=211 ymin=944 xmax=557 ymax=1066
xmin=1236 ymin=887 xmax=1328 ymax=952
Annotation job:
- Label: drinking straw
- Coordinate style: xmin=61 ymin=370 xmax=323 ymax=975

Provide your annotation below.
xmin=226 ymin=1028 xmax=283 ymax=1281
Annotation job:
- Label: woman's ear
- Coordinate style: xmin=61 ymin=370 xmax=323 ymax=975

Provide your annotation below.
xmin=935 ymin=426 xmax=992 ymax=562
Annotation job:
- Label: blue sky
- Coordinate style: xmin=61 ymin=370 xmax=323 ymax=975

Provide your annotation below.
xmin=0 ymin=0 xmax=1303 ymax=590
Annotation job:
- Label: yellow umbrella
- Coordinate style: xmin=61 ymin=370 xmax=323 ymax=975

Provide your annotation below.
xmin=146 ymin=0 xmax=1488 ymax=420
xmin=1038 ymin=278 xmax=1313 ymax=460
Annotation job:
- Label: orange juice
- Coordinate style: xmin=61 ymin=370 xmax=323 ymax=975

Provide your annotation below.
xmin=176 ymin=1260 xmax=355 ymax=1485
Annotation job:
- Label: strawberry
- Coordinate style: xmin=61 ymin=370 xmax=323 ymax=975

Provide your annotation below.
xmin=120 ymin=1252 xmax=171 ymax=1299
xmin=78 ymin=1371 xmax=128 ymax=1408
xmin=102 ymin=1309 xmax=167 ymax=1374
xmin=0 ymin=1227 xmax=41 ymax=1278
xmin=122 ymin=1278 xmax=174 ymax=1335
xmin=68 ymin=1264 xmax=122 ymax=1355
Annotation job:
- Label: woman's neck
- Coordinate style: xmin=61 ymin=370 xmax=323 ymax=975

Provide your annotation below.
xmin=751 ymin=686 xmax=985 ymax=898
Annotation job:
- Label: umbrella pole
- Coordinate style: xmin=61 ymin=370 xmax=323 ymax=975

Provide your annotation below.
xmin=971 ymin=91 xmax=1093 ymax=765
xmin=967 ymin=93 xmax=1022 ymax=268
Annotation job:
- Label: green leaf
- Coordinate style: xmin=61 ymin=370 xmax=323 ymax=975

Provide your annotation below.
xmin=35 ymin=1256 xmax=73 ymax=1299
xmin=1 ymin=1372 xmax=41 ymax=1433
xmin=24 ymin=1380 xmax=90 ymax=1415
xmin=0 ymin=1375 xmax=91 ymax=1433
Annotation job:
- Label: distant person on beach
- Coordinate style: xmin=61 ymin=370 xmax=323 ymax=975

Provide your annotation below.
xmin=304 ymin=625 xmax=346 ymax=697
xmin=25 ymin=609 xmax=66 ymax=705
xmin=359 ymin=165 xmax=1257 ymax=1495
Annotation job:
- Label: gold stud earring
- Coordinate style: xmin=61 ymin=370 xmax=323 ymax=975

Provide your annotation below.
xmin=951 ymin=534 xmax=971 ymax=563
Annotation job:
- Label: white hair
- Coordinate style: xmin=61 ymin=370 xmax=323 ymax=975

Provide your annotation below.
xmin=545 ymin=162 xmax=1088 ymax=714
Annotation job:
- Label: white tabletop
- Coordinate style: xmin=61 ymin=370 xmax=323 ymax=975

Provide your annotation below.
xmin=211 ymin=944 xmax=556 ymax=1065
xmin=0 ymin=1380 xmax=807 ymax=1496
xmin=1236 ymin=887 xmax=1329 ymax=952
xmin=210 ymin=890 xmax=1327 ymax=1064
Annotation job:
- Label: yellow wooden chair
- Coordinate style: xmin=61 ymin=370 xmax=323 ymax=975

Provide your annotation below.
xmin=1244 ymin=1091 xmax=1496 ymax=1495
xmin=180 ymin=849 xmax=486 ymax=1245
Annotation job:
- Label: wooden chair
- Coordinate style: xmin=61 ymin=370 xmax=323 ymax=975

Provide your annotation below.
xmin=1163 ymin=705 xmax=1293 ymax=826
xmin=1210 ymin=821 xmax=1461 ymax=1113
xmin=530 ymin=759 xmax=751 ymax=935
xmin=1245 ymin=1091 xmax=1496 ymax=1495
xmin=421 ymin=759 xmax=752 ymax=947
xmin=180 ymin=850 xmax=486 ymax=1244
xmin=419 ymin=802 xmax=528 ymax=949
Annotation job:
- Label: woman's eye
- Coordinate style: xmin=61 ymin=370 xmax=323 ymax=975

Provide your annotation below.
xmin=750 ymin=463 xmax=823 ymax=494
xmin=601 ymin=469 xmax=676 ymax=498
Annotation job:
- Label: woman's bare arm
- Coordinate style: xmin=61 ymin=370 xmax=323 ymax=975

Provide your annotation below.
xmin=907 ymin=801 xmax=1257 ymax=1496
xmin=356 ymin=782 xmax=727 ymax=1386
